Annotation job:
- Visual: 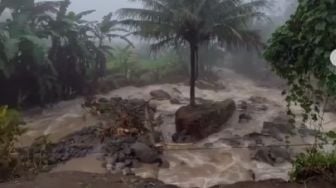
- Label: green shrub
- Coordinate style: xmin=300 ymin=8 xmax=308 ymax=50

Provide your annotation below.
xmin=20 ymin=135 xmax=54 ymax=175
xmin=290 ymin=148 xmax=336 ymax=184
xmin=0 ymin=106 xmax=25 ymax=181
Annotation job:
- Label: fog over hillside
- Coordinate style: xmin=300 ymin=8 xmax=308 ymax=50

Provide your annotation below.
xmin=67 ymin=0 xmax=296 ymax=21
xmin=68 ymin=0 xmax=140 ymax=20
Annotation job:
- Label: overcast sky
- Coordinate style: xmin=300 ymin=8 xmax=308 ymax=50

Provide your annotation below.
xmin=68 ymin=0 xmax=139 ymax=20
xmin=27 ymin=0 xmax=295 ymax=21
xmin=67 ymin=0 xmax=292 ymax=20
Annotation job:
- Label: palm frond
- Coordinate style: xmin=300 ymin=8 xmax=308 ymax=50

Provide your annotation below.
xmin=76 ymin=10 xmax=96 ymax=20
xmin=149 ymin=37 xmax=175 ymax=53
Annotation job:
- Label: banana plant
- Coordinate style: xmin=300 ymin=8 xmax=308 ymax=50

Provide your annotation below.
xmin=90 ymin=12 xmax=133 ymax=76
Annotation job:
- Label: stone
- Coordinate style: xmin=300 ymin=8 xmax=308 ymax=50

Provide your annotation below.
xmin=131 ymin=142 xmax=160 ymax=164
xmin=158 ymin=157 xmax=170 ymax=169
xmin=153 ymin=131 xmax=163 ymax=143
xmin=252 ymin=147 xmax=292 ymax=166
xmin=170 ymin=98 xmax=181 ymax=104
xmin=172 ymin=131 xmax=193 ymax=143
xmin=172 ymin=87 xmax=182 ymax=94
xmin=174 ymin=99 xmax=236 ymax=142
xmin=114 ymin=162 xmax=126 ymax=171
xmin=238 ymin=113 xmax=252 ymax=123
xmin=238 ymin=100 xmax=248 ymax=111
xmin=47 ymin=127 xmax=98 ymax=164
xmin=150 ymin=90 xmax=171 ymax=100
xmin=98 ymin=97 xmax=109 ymax=103
xmin=132 ymin=159 xmax=141 ymax=168
xmin=125 ymin=159 xmax=133 ymax=167
xmin=262 ymin=115 xmax=295 ymax=141
xmin=298 ymin=125 xmax=319 ymax=137
xmin=122 ymin=168 xmax=135 ymax=176
xmin=256 ymin=105 xmax=268 ymax=111
xmin=249 ymin=96 xmax=268 ymax=104
xmin=196 ymin=80 xmax=225 ymax=90
xmin=243 ymin=132 xmax=266 ymax=146
xmin=324 ymin=100 xmax=336 ymax=112
xmin=219 ymin=137 xmax=242 ymax=147
xmin=204 ymin=143 xmax=214 ymax=148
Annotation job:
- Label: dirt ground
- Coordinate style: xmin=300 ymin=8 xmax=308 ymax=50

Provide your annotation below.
xmin=1 ymin=172 xmax=335 ymax=188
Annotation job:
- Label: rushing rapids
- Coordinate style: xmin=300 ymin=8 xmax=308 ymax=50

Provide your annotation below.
xmin=17 ymin=69 xmax=336 ymax=188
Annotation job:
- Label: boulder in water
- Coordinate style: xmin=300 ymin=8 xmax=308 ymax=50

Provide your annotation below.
xmin=195 ymin=80 xmax=225 ymax=90
xmin=150 ymin=90 xmax=172 ymax=100
xmin=174 ymin=99 xmax=236 ymax=142
xmin=262 ymin=116 xmax=295 ymax=141
xmin=238 ymin=113 xmax=252 ymax=123
xmin=131 ymin=142 xmax=160 ymax=164
xmin=252 ymin=147 xmax=292 ymax=166
xmin=170 ymin=98 xmax=181 ymax=104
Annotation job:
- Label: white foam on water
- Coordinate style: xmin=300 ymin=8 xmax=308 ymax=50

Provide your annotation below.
xmin=19 ymin=68 xmax=336 ymax=188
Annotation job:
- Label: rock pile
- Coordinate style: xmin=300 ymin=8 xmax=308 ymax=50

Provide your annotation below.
xmin=33 ymin=97 xmax=167 ymax=174
xmin=84 ymin=97 xmax=158 ymax=137
xmin=102 ymin=137 xmax=163 ymax=174
xmin=48 ymin=127 xmax=100 ymax=164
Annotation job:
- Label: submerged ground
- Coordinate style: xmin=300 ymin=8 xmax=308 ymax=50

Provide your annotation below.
xmin=7 ymin=69 xmax=336 ymax=188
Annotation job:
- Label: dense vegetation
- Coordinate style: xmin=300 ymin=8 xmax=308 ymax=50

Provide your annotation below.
xmin=0 ymin=0 xmax=129 ymax=107
xmin=264 ymin=0 xmax=336 ymax=183
xmin=119 ymin=0 xmax=266 ymax=105
xmin=264 ymin=0 xmax=336 ymax=123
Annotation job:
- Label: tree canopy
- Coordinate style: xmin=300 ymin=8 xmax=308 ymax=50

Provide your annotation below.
xmin=119 ymin=0 xmax=266 ymax=105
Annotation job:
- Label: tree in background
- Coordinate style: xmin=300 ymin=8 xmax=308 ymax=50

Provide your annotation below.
xmin=119 ymin=0 xmax=266 ymax=106
xmin=110 ymin=45 xmax=137 ymax=80
xmin=0 ymin=0 xmax=62 ymax=106
xmin=91 ymin=13 xmax=132 ymax=77
xmin=0 ymin=0 xmax=130 ymax=107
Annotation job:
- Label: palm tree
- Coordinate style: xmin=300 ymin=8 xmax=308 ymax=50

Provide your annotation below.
xmin=119 ymin=0 xmax=266 ymax=106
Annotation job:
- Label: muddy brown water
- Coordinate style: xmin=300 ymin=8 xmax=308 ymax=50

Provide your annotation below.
xmin=15 ymin=69 xmax=336 ymax=188
xmin=1 ymin=172 xmax=334 ymax=188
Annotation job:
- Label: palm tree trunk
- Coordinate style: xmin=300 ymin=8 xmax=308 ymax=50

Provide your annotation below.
xmin=195 ymin=46 xmax=199 ymax=80
xmin=189 ymin=43 xmax=197 ymax=106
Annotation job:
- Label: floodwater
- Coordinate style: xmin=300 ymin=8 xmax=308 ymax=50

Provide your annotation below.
xmin=18 ymin=69 xmax=336 ymax=188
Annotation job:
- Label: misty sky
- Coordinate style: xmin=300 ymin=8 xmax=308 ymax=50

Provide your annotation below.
xmin=67 ymin=0 xmax=291 ymax=20
xmin=68 ymin=0 xmax=139 ymax=20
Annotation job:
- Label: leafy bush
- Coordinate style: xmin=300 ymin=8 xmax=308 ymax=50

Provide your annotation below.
xmin=0 ymin=106 xmax=24 ymax=181
xmin=290 ymin=148 xmax=336 ymax=184
xmin=0 ymin=107 xmax=55 ymax=181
